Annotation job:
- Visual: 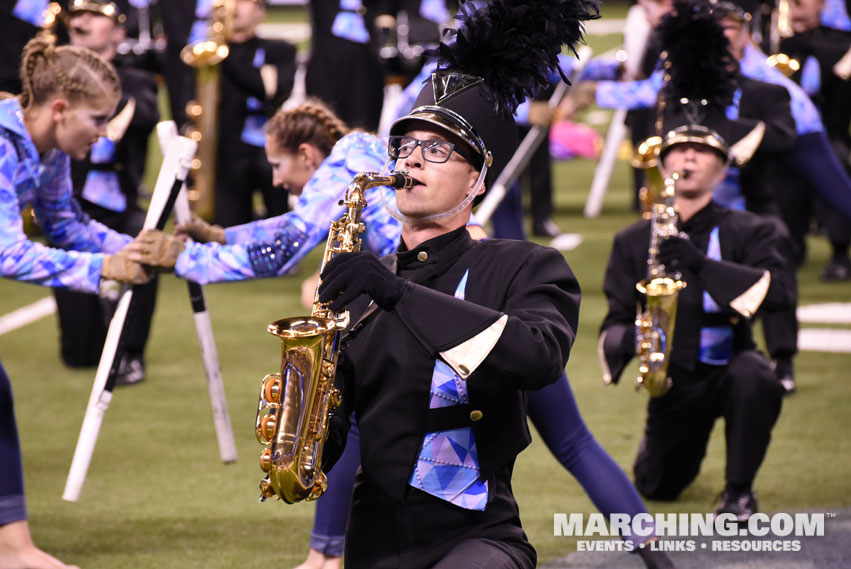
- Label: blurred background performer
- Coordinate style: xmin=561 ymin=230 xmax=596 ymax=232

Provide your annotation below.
xmin=781 ymin=0 xmax=851 ymax=281
xmin=52 ymin=0 xmax=161 ymax=385
xmin=0 ymin=35 xmax=148 ymax=569
xmin=599 ymin=100 xmax=793 ymax=520
xmin=206 ymin=0 xmax=297 ymax=226
xmin=305 ymin=0 xmax=390 ymax=132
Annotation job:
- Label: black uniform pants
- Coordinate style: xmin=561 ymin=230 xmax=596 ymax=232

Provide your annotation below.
xmin=53 ymin=205 xmax=158 ymax=367
xmin=633 ymin=351 xmax=783 ymax=500
xmin=345 ymin=470 xmax=535 ymax=569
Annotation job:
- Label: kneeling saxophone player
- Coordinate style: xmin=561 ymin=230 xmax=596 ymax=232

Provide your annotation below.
xmin=314 ymin=2 xmax=597 ymax=566
xmin=599 ymin=121 xmax=793 ymax=522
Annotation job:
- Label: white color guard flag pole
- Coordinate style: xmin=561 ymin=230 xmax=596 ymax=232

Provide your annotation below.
xmin=583 ymin=3 xmax=651 ymax=218
xmin=63 ymin=135 xmax=198 ymax=502
xmin=157 ymin=121 xmax=237 ymax=464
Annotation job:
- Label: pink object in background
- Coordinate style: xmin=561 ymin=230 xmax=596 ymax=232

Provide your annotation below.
xmin=550 ymin=120 xmax=603 ymax=160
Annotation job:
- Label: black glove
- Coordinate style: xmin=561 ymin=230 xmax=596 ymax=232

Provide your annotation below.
xmin=318 ymin=251 xmax=409 ymax=312
xmin=657 ymin=236 xmax=707 ymax=273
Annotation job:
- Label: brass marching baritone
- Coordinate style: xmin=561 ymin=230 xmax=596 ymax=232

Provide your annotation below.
xmin=180 ymin=0 xmax=233 ymax=221
xmin=255 ymin=171 xmax=414 ymax=504
xmin=632 ymin=138 xmax=686 ymax=397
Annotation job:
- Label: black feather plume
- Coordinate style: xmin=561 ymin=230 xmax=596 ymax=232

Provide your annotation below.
xmin=656 ymin=1 xmax=739 ymax=112
xmin=428 ymin=0 xmax=600 ymax=117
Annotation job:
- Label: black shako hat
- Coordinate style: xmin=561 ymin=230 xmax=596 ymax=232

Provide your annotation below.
xmin=390 ymin=0 xmax=600 ymax=196
xmin=653 ymin=1 xmax=765 ymax=165
xmin=68 ymin=0 xmax=126 ymax=23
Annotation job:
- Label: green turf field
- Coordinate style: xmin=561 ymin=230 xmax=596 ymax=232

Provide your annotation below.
xmin=1 ymin=5 xmax=849 ymax=568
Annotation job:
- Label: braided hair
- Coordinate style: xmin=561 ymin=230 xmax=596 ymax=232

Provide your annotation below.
xmin=264 ymin=99 xmax=350 ymax=157
xmin=18 ymin=36 xmax=120 ymax=110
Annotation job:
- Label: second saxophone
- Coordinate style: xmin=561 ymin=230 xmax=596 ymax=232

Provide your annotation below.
xmin=633 ymin=139 xmax=687 ymax=397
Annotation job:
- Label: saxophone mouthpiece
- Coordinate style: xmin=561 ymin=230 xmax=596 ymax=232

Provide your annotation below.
xmin=389 ymin=170 xmax=416 ymax=189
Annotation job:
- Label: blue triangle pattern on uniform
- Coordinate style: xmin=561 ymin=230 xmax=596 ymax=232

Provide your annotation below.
xmin=409 ymin=269 xmax=487 ymax=510
xmin=429 ymin=360 xmax=468 ymax=407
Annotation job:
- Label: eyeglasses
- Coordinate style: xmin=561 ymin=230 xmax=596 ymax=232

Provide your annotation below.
xmin=388 ymin=135 xmax=470 ymax=164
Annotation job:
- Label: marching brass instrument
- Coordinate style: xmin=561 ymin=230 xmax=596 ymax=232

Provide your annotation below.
xmin=180 ymin=0 xmax=233 ymax=221
xmin=633 ymin=135 xmax=664 ymax=219
xmin=766 ymin=0 xmax=800 ymax=77
xmin=632 ymin=138 xmax=686 ymax=397
xmin=255 ymin=171 xmax=414 ymax=504
xmin=40 ymin=2 xmax=63 ymax=44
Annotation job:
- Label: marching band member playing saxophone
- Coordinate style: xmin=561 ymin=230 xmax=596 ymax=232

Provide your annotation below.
xmin=308 ymin=2 xmax=594 ymax=567
xmin=599 ymin=119 xmax=793 ymax=522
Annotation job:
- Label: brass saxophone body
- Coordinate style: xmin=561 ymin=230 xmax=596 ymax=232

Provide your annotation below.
xmin=255 ymin=171 xmax=413 ymax=504
xmin=180 ymin=0 xmax=233 ymax=221
xmin=633 ymin=138 xmax=686 ymax=397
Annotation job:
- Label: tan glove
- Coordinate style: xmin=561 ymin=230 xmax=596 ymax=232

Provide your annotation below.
xmin=527 ymin=101 xmax=555 ymax=127
xmin=174 ymin=214 xmax=226 ymax=244
xmin=101 ymin=250 xmax=151 ymax=285
xmin=127 ymin=229 xmax=186 ymax=271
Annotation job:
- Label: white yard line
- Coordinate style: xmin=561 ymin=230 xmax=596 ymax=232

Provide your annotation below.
xmin=798 ymin=328 xmax=851 ymax=353
xmin=0 ymin=296 xmax=57 ymax=336
xmin=797 ymin=302 xmax=851 ymax=324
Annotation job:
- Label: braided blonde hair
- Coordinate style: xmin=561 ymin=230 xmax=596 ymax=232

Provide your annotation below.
xmin=18 ymin=36 xmax=120 ymax=110
xmin=264 ymin=98 xmax=351 ymax=157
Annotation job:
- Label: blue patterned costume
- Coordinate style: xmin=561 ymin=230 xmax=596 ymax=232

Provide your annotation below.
xmin=0 ymin=99 xmax=130 ymax=294
xmin=0 ymin=96 xmax=130 ymax=529
xmin=175 ymin=131 xmax=401 ymax=284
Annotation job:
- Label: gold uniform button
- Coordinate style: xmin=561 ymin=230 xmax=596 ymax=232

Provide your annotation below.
xmin=457 ymin=364 xmax=470 ymax=376
xmin=417 ymin=251 xmax=428 ymax=262
xmin=469 ymin=410 xmax=483 ymax=422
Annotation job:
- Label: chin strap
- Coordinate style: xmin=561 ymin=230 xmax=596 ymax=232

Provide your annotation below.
xmin=380 ymin=160 xmax=488 ymax=225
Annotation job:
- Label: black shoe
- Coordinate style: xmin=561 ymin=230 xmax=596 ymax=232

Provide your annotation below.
xmin=532 ymin=218 xmax=563 ymax=238
xmin=820 ymin=257 xmax=851 ymax=282
xmin=771 ymin=357 xmax=796 ymax=395
xmin=714 ymin=488 xmax=758 ymax=522
xmin=115 ymin=354 xmax=146 ymax=386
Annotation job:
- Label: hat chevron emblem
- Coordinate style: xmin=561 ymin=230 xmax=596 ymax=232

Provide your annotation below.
xmin=432 ymin=70 xmax=483 ymax=105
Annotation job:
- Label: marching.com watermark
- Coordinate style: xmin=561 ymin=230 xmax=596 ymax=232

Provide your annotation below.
xmin=554 ymin=512 xmax=831 ymax=552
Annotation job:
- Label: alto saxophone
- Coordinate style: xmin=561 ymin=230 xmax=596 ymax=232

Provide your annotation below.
xmin=633 ymin=138 xmax=686 ymax=397
xmin=255 ymin=171 xmax=413 ymax=504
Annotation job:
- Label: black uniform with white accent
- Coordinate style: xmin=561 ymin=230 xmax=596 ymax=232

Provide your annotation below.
xmin=600 ymin=201 xmax=792 ymax=500
xmin=328 ymin=228 xmax=580 ymax=569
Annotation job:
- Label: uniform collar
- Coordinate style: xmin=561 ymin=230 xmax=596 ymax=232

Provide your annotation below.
xmin=679 ymin=201 xmax=724 ymax=236
xmin=396 ymin=226 xmax=473 ymax=277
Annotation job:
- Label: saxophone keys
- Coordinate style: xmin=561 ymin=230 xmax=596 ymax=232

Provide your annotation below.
xmin=260 ymin=414 xmax=277 ymax=442
xmin=259 ymin=448 xmax=272 ymax=473
xmin=263 ymin=373 xmax=282 ymax=403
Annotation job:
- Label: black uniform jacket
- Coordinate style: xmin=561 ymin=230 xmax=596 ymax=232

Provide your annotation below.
xmin=328 ymin=227 xmax=581 ymax=503
xmin=600 ymin=202 xmax=794 ymax=382
xmin=735 ymin=75 xmax=797 ymax=215
xmin=218 ymin=36 xmax=296 ymax=148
